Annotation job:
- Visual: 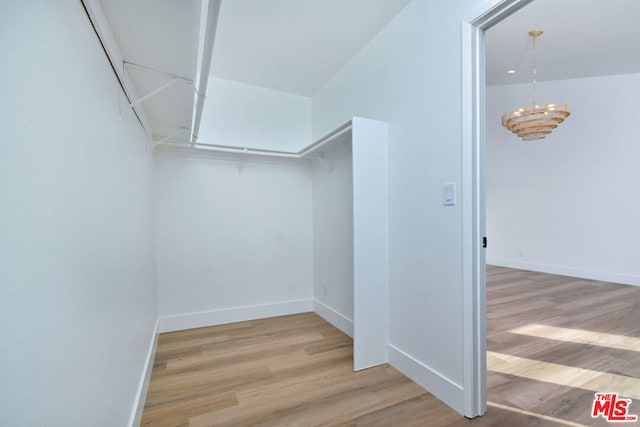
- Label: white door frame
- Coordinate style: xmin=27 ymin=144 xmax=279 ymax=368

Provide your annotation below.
xmin=461 ymin=0 xmax=533 ymax=418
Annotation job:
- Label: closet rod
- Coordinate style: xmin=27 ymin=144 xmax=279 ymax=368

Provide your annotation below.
xmin=80 ymin=0 xmax=150 ymax=137
xmin=160 ymin=120 xmax=355 ymax=159
xmin=299 ymin=121 xmax=352 ymax=157
xmin=194 ymin=144 xmax=300 ymax=159
xmin=191 ymin=0 xmax=222 ymax=146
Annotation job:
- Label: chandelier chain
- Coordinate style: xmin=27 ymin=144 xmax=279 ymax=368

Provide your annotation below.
xmin=532 ymin=34 xmax=537 ymax=106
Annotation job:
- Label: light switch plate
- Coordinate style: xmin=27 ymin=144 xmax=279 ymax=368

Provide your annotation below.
xmin=443 ymin=183 xmax=455 ymax=206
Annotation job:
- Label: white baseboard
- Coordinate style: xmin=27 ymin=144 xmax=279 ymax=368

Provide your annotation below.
xmin=158 ymin=299 xmax=313 ymax=333
xmin=388 ymin=344 xmax=464 ymax=416
xmin=486 ymin=258 xmax=640 ymax=286
xmin=313 ymin=299 xmax=354 ymax=338
xmin=128 ymin=318 xmax=159 ymax=427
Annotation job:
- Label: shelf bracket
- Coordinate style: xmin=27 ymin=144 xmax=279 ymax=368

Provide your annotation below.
xmin=238 ymin=148 xmax=249 ymax=173
xmin=315 ymin=154 xmax=333 ymax=173
xmin=152 ymin=127 xmax=190 ymax=148
xmin=129 ymin=78 xmax=180 ymax=108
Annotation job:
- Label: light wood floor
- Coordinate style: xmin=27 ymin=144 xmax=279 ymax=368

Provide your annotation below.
xmin=485 ymin=266 xmax=640 ymax=426
xmin=142 ymin=267 xmax=640 ymax=426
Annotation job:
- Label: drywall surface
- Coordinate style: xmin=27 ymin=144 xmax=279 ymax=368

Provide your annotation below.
xmin=312 ymin=0 xmax=491 ymax=413
xmin=487 ymin=73 xmax=640 ymax=285
xmin=0 ymin=1 xmax=157 ymax=425
xmin=155 ymin=153 xmax=314 ymax=330
xmin=199 ymin=77 xmax=312 ymax=152
xmin=352 ymin=118 xmax=389 ymax=370
xmin=312 ymin=139 xmax=354 ymax=331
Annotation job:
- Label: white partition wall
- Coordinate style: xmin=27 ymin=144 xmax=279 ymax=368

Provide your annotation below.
xmin=311 ymin=118 xmax=389 ymax=371
xmin=352 ymin=118 xmax=389 ymax=370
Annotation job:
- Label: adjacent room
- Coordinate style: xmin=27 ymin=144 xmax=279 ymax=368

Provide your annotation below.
xmin=484 ymin=0 xmax=640 ymax=425
xmin=2 ymin=0 xmax=638 ymax=426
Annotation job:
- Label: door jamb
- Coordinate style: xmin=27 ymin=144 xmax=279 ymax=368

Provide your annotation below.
xmin=461 ymin=0 xmax=533 ymax=418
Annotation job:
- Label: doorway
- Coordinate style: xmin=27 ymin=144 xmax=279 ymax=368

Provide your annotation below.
xmin=463 ymin=0 xmax=640 ymax=422
xmin=460 ymin=0 xmax=534 ymax=418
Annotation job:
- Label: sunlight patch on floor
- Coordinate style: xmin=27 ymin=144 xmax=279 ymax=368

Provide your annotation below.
xmin=508 ymin=323 xmax=640 ymax=352
xmin=487 ymin=351 xmax=640 ymax=400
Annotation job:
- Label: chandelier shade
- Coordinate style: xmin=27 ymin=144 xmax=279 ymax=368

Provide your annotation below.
xmin=502 ymin=102 xmax=571 ymax=141
xmin=501 ymin=30 xmax=570 ymax=141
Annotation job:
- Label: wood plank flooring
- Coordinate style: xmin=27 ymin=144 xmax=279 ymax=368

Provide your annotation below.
xmin=485 ymin=266 xmax=640 ymax=426
xmin=142 ymin=267 xmax=640 ymax=426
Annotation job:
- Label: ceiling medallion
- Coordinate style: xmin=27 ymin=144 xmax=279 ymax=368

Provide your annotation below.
xmin=502 ymin=30 xmax=571 ymax=141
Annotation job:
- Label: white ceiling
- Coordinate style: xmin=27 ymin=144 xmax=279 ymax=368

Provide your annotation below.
xmin=486 ymin=0 xmax=640 ymax=86
xmin=211 ymin=0 xmax=412 ymax=96
xmin=97 ymin=0 xmax=640 ymax=142
xmin=98 ymin=0 xmax=411 ymax=142
xmin=100 ymin=0 xmax=200 ymax=79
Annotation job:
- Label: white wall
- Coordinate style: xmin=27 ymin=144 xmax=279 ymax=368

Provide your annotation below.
xmin=352 ymin=118 xmax=389 ymax=371
xmin=155 ymin=153 xmax=314 ymax=331
xmin=312 ymin=138 xmax=355 ymax=335
xmin=0 ymin=1 xmax=157 ymax=426
xmin=199 ymin=77 xmax=311 ymax=151
xmin=487 ymin=73 xmax=640 ymax=285
xmin=312 ymin=0 xmax=488 ymax=413
xmin=311 ymin=118 xmax=389 ymax=371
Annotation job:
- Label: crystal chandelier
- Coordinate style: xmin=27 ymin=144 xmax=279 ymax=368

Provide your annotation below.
xmin=502 ymin=30 xmax=570 ymax=141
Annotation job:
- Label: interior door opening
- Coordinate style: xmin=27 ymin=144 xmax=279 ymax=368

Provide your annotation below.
xmin=471 ymin=0 xmax=640 ymax=424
